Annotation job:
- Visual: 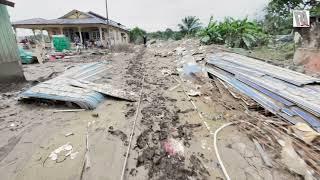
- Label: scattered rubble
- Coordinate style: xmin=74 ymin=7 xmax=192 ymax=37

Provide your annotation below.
xmin=1 ymin=38 xmax=319 ymax=180
xmin=48 ymin=143 xmax=76 ymax=162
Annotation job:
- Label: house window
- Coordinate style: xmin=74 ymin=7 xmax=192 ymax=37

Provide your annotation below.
xmin=121 ymin=33 xmax=126 ymax=42
xmin=92 ymin=32 xmax=97 ymax=40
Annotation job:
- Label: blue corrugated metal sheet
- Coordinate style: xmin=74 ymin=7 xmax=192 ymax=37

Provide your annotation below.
xmin=20 ymin=62 xmax=138 ymax=109
xmin=208 ymin=53 xmax=320 ymax=86
xmin=20 ymin=63 xmax=108 ymax=110
xmin=206 ymin=52 xmax=320 ymax=132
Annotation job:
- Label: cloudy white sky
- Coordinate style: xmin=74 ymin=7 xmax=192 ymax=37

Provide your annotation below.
xmin=8 ymin=0 xmax=268 ymax=34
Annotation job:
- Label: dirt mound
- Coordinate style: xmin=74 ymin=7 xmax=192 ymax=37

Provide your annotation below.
xmin=133 ymin=79 xmax=208 ymax=179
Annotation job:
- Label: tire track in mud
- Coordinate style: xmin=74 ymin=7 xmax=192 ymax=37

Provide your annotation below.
xmin=125 ymin=49 xmax=210 ymax=180
xmin=125 ymin=48 xmax=145 ymax=92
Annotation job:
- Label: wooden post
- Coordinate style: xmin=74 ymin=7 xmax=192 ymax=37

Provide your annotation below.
xmin=40 ymin=29 xmax=45 ymax=43
xmin=99 ymin=26 xmax=104 ymax=47
xmin=47 ymin=30 xmax=52 ymax=41
xmin=78 ymin=27 xmax=83 ymax=44
xmin=60 ymin=27 xmax=64 ymax=35
xmin=32 ymin=29 xmax=36 ymax=38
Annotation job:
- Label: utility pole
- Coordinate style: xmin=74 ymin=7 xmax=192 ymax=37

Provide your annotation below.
xmin=106 ymin=0 xmax=110 ymax=48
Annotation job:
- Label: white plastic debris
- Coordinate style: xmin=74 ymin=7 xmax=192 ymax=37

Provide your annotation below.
xmin=49 ymin=143 xmax=75 ymax=161
xmin=174 ymin=47 xmax=186 ymax=55
xmin=49 ymin=153 xmax=58 ymax=161
xmin=70 ymin=152 xmax=79 ymax=159
xmin=65 ymin=132 xmax=74 ymax=137
xmin=161 ymin=69 xmax=172 ymax=76
xmin=65 ymin=145 xmax=73 ymax=151
xmin=188 ymin=89 xmax=201 ymax=97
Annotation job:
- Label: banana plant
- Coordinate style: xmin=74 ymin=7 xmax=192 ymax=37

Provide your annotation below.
xmin=198 ymin=16 xmax=223 ymax=44
xmin=199 ymin=17 xmax=268 ymax=49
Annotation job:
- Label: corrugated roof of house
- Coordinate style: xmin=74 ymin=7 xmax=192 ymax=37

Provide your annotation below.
xmin=12 ymin=10 xmax=128 ymax=31
xmin=0 ymin=0 xmax=15 ymax=7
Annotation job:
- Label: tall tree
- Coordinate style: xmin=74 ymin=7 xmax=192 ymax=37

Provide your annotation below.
xmin=268 ymin=0 xmax=320 ymax=15
xmin=164 ymin=28 xmax=174 ymax=39
xmin=178 ymin=16 xmax=202 ymax=36
xmin=264 ymin=0 xmax=320 ymax=35
xmin=129 ymin=27 xmax=146 ymax=44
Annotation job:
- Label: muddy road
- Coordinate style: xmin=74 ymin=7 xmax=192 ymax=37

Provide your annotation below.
xmin=0 ymin=41 xmax=300 ymax=180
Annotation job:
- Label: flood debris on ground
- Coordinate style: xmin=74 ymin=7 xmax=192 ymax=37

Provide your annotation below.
xmin=206 ymin=52 xmax=320 ymax=132
xmin=1 ymin=38 xmax=319 ymax=180
xmin=19 ymin=62 xmax=138 ymax=110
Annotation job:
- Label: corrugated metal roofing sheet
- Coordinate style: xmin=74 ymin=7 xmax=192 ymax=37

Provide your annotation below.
xmin=20 ymin=62 xmax=138 ymax=109
xmin=236 ymin=74 xmax=320 ymax=117
xmin=208 ymin=52 xmax=320 ymax=86
xmin=206 ymin=52 xmax=320 ymax=132
xmin=20 ymin=63 xmax=107 ymax=109
xmin=12 ymin=10 xmax=128 ymax=31
xmin=0 ymin=4 xmax=20 ymax=64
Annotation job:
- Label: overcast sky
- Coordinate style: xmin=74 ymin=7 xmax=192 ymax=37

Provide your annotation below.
xmin=8 ymin=0 xmax=268 ymax=34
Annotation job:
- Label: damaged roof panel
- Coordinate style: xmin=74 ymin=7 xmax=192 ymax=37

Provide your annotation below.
xmin=206 ymin=52 xmax=320 ymax=132
xmin=20 ymin=62 xmax=137 ymax=110
xmin=208 ymin=52 xmax=320 ymax=86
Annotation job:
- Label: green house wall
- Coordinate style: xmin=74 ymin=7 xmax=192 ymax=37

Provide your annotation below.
xmin=0 ymin=4 xmax=25 ymax=82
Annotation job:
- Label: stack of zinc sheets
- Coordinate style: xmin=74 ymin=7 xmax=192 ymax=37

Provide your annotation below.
xmin=206 ymin=52 xmax=320 ymax=132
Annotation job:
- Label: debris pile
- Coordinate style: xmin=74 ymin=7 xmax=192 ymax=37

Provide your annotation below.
xmin=235 ymin=117 xmax=320 ymax=179
xmin=206 ymin=52 xmax=320 ymax=178
xmin=48 ymin=143 xmax=79 ymax=162
xmin=206 ymin=52 xmax=320 ymax=132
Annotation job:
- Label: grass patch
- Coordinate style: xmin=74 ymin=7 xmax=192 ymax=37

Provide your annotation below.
xmin=231 ymin=42 xmax=295 ymax=61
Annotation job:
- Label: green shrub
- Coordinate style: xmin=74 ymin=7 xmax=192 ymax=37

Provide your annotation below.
xmin=199 ymin=17 xmax=269 ymax=49
xmin=129 ymin=27 xmax=146 ymax=44
xmin=147 ymin=29 xmax=183 ymax=41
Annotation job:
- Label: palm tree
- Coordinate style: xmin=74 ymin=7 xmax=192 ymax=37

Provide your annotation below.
xmin=178 ymin=16 xmax=202 ymax=36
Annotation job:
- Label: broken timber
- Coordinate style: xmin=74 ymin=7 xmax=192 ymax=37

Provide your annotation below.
xmin=20 ymin=62 xmax=138 ymax=109
xmin=206 ymin=52 xmax=320 ymax=132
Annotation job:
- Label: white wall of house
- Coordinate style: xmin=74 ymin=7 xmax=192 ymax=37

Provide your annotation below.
xmin=104 ymin=27 xmax=129 ymax=46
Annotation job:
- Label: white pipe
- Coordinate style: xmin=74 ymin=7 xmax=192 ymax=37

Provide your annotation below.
xmin=213 ymin=122 xmax=237 ymax=180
